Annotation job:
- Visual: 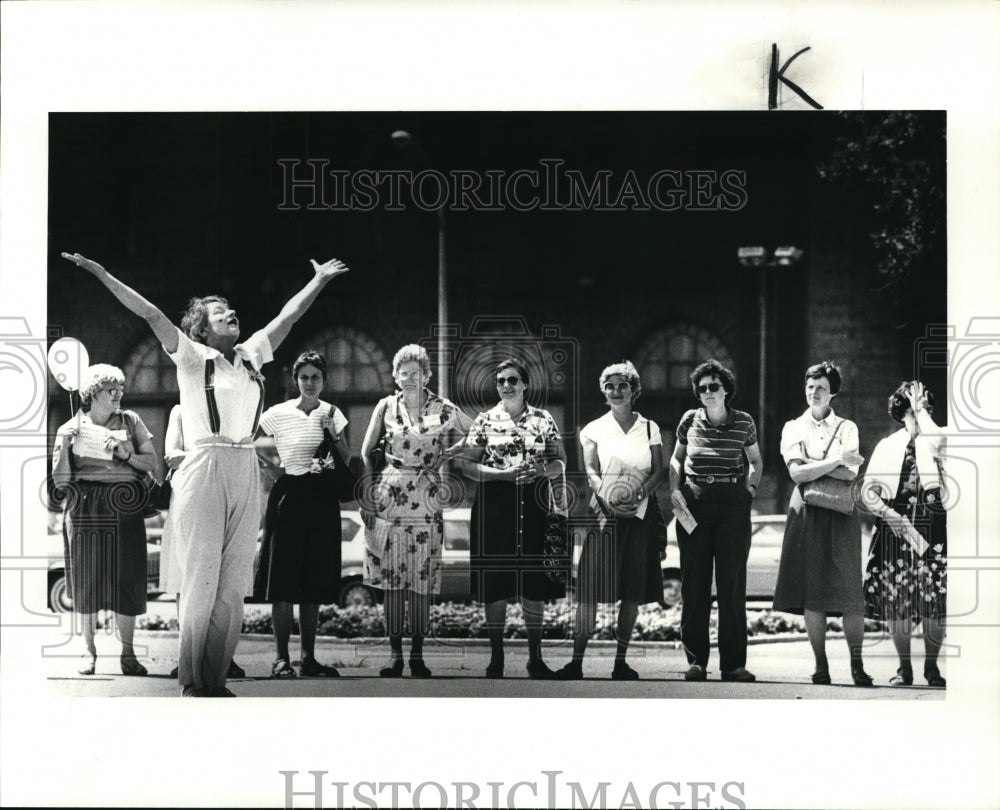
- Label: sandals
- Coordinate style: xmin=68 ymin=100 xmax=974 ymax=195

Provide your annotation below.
xmin=888 ymin=667 xmax=914 ymax=686
xmin=811 ymin=671 xmax=832 ymax=685
xmin=78 ymin=656 xmax=97 ymax=676
xmin=271 ymin=658 xmax=297 ymax=679
xmin=300 ymin=658 xmax=340 ymax=678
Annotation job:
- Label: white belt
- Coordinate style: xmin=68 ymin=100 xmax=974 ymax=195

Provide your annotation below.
xmin=194 ymin=436 xmax=256 ymax=449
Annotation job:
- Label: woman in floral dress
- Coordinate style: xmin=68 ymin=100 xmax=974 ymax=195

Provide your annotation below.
xmin=458 ymin=358 xmax=567 ymax=679
xmin=863 ymin=381 xmax=948 ymax=687
xmin=360 ymin=344 xmax=469 ymax=678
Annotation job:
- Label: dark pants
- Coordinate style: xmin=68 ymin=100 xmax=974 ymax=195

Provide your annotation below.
xmin=678 ymin=481 xmax=752 ymax=671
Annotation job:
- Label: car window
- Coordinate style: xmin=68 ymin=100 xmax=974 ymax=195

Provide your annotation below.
xmin=341 ymin=518 xmax=361 ymax=543
xmin=444 ymin=519 xmax=470 ymax=551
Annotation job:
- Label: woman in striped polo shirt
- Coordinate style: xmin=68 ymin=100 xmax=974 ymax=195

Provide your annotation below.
xmin=668 ymin=359 xmax=762 ymax=683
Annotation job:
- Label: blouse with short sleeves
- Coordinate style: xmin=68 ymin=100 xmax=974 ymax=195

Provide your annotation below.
xmin=53 ymin=409 xmax=152 ymax=484
xmin=259 ymin=400 xmax=349 ymax=476
xmin=468 ymin=403 xmax=561 ymax=470
xmin=780 ymin=408 xmax=860 ymax=475
xmin=580 ymin=410 xmax=661 ymax=474
xmin=166 ymin=327 xmax=272 ymax=445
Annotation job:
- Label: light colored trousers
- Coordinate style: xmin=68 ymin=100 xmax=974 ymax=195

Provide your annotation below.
xmin=171 ymin=443 xmax=260 ymax=689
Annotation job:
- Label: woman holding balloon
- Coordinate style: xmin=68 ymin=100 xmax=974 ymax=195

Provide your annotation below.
xmin=51 ymin=363 xmax=158 ymax=676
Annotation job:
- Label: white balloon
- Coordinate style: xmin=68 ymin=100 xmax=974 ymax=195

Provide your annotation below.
xmin=47 ymin=337 xmax=90 ymax=392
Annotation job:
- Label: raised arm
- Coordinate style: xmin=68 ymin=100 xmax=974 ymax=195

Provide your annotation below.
xmin=262 ymin=258 xmax=349 ymax=352
xmin=61 ymin=254 xmax=178 ymax=352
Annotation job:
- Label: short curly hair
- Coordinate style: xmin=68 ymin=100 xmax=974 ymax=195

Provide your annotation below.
xmin=805 ymin=360 xmax=842 ymax=395
xmin=690 ymin=359 xmax=737 ymax=405
xmin=598 ymin=360 xmax=642 ymax=401
xmin=494 ymin=358 xmax=530 ymax=387
xmin=392 ymin=344 xmax=432 ymax=380
xmin=888 ymin=380 xmax=935 ymax=424
xmin=292 ymin=350 xmax=327 ymax=381
xmin=180 ymin=295 xmax=229 ymax=344
xmin=80 ymin=364 xmax=125 ymax=406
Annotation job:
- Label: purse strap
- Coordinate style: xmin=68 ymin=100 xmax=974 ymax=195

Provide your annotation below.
xmin=800 ymin=418 xmax=844 ymax=461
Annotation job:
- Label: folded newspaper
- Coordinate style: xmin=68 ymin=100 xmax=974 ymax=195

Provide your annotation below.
xmin=671 ymin=499 xmax=698 ymax=533
xmin=365 ymin=516 xmax=390 ymax=557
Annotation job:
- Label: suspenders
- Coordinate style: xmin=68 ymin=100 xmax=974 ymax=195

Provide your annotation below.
xmin=203 ymin=357 xmax=265 ymax=437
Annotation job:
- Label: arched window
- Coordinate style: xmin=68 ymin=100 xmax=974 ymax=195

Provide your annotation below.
xmin=297 ymin=327 xmax=392 ymax=394
xmin=634 ymin=323 xmax=735 ymax=395
xmin=120 ymin=336 xmax=178 ymax=396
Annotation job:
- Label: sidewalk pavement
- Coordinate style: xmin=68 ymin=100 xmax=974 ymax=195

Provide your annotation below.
xmin=45 ymin=629 xmax=947 ymax=699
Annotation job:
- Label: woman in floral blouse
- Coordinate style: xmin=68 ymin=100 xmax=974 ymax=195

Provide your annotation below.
xmin=360 ymin=345 xmax=470 ymax=678
xmin=458 ymin=358 xmax=567 ymax=679
xmin=863 ymin=380 xmax=948 ymax=687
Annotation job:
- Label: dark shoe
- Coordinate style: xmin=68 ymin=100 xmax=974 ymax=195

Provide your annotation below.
xmin=721 ymin=667 xmax=756 ymax=683
xmin=78 ymin=656 xmax=97 ymax=676
xmin=611 ymin=661 xmax=640 ymax=681
xmin=888 ymin=667 xmax=914 ymax=686
xmin=811 ymin=670 xmax=832 ymax=685
xmin=851 ymin=667 xmax=874 ymax=687
xmin=924 ymin=667 xmax=947 ymax=688
xmin=526 ymin=660 xmax=555 ymax=679
xmin=554 ymin=661 xmax=584 ymax=681
xmin=181 ymin=684 xmax=202 ymax=697
xmin=380 ymin=658 xmax=404 ymax=678
xmin=227 ymin=659 xmax=246 ymax=679
xmin=270 ymin=658 xmax=297 ymax=679
xmin=300 ymin=658 xmax=340 ymax=677
xmin=684 ymin=664 xmax=707 ymax=681
xmin=409 ymin=658 xmax=432 ymax=678
xmin=169 ymin=665 xmax=179 ymax=679
xmin=120 ymin=655 xmax=148 ymax=677
xmin=485 ymin=659 xmax=504 ymax=679
xmin=206 ymin=686 xmax=237 ymax=697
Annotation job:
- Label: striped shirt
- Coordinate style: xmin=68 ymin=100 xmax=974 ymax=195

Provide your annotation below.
xmin=259 ymin=400 xmax=348 ymax=476
xmin=676 ymin=407 xmax=757 ymax=477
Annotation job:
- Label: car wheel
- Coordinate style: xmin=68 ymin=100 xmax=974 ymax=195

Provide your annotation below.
xmin=660 ymin=568 xmax=682 ymax=608
xmin=48 ymin=572 xmax=73 ymax=613
xmin=338 ymin=579 xmax=378 ymax=608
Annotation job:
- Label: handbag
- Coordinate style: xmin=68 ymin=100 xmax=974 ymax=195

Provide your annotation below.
xmin=543 ymin=460 xmax=570 ymax=585
xmin=313 ymin=406 xmax=359 ymax=503
xmin=800 ymin=420 xmax=856 ymax=515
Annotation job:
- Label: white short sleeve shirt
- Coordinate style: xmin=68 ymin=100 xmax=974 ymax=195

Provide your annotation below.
xmin=259 ymin=400 xmax=348 ymax=476
xmin=780 ymin=408 xmax=860 ymax=475
xmin=580 ymin=411 xmax=661 ymax=519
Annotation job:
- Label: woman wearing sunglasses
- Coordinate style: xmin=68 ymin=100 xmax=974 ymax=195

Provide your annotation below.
xmin=668 ymin=359 xmax=762 ymax=683
xmin=555 ymin=361 xmax=667 ymax=680
xmin=459 ymin=358 xmax=567 ymax=678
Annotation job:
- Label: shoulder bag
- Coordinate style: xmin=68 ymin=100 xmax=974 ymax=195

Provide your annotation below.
xmin=314 ymin=405 xmax=360 ymax=503
xmin=800 ymin=420 xmax=856 ymax=515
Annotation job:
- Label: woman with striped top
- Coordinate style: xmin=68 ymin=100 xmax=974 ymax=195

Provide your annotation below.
xmin=668 ymin=359 xmax=763 ymax=683
xmin=254 ymin=351 xmax=348 ymax=679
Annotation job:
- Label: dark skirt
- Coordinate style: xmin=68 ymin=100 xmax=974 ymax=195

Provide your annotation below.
xmin=576 ymin=500 xmax=663 ymax=605
xmin=64 ymin=479 xmax=148 ymax=615
xmin=772 ymin=484 xmax=864 ymax=616
xmin=253 ymin=473 xmax=342 ymax=604
xmin=864 ymin=492 xmax=947 ymax=622
xmin=470 ymin=479 xmax=566 ymax=603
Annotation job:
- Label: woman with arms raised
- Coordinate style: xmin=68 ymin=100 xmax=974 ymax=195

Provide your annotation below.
xmin=61 ymin=251 xmax=349 ymax=696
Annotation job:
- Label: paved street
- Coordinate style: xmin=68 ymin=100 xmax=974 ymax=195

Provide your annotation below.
xmin=42 ymin=628 xmax=947 ymax=700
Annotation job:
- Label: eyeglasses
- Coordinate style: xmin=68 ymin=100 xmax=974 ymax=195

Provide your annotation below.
xmin=100 ymin=386 xmax=124 ymax=396
xmin=603 ymin=382 xmax=632 ymax=393
xmin=696 ymin=383 xmax=722 ymax=394
xmin=496 ymin=376 xmax=521 ymax=387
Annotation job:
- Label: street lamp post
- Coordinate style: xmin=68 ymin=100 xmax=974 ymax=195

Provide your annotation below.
xmin=391 ymin=130 xmax=449 ymax=399
xmin=737 ymin=246 xmax=804 ymax=449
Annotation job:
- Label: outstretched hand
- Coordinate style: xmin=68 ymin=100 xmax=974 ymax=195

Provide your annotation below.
xmin=61 ymin=253 xmax=105 ymax=274
xmin=310 ymin=258 xmax=350 ymax=281
xmin=906 ymin=381 xmax=927 ymax=413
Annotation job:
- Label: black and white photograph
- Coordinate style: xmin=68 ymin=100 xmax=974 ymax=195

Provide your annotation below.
xmin=1 ymin=3 xmax=998 ymax=809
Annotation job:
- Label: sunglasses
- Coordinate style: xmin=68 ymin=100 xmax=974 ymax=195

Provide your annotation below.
xmin=496 ymin=376 xmax=521 ymax=387
xmin=603 ymin=382 xmax=632 ymax=393
xmin=697 ymin=383 xmax=722 ymax=394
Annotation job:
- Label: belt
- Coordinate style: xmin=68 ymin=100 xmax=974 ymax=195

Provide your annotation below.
xmin=194 ymin=435 xmax=256 ymax=449
xmin=687 ymin=475 xmax=739 ymax=484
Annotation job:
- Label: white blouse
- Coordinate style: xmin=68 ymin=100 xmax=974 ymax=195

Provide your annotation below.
xmin=259 ymin=400 xmax=348 ymax=476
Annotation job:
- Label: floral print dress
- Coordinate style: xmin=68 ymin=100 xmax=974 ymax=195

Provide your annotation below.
xmin=364 ymin=390 xmax=461 ymax=595
xmin=864 ymin=437 xmax=947 ymax=621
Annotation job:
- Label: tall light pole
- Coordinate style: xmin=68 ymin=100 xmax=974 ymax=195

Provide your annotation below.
xmin=737 ymin=245 xmax=803 ymax=449
xmin=391 ymin=130 xmax=449 ymax=398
